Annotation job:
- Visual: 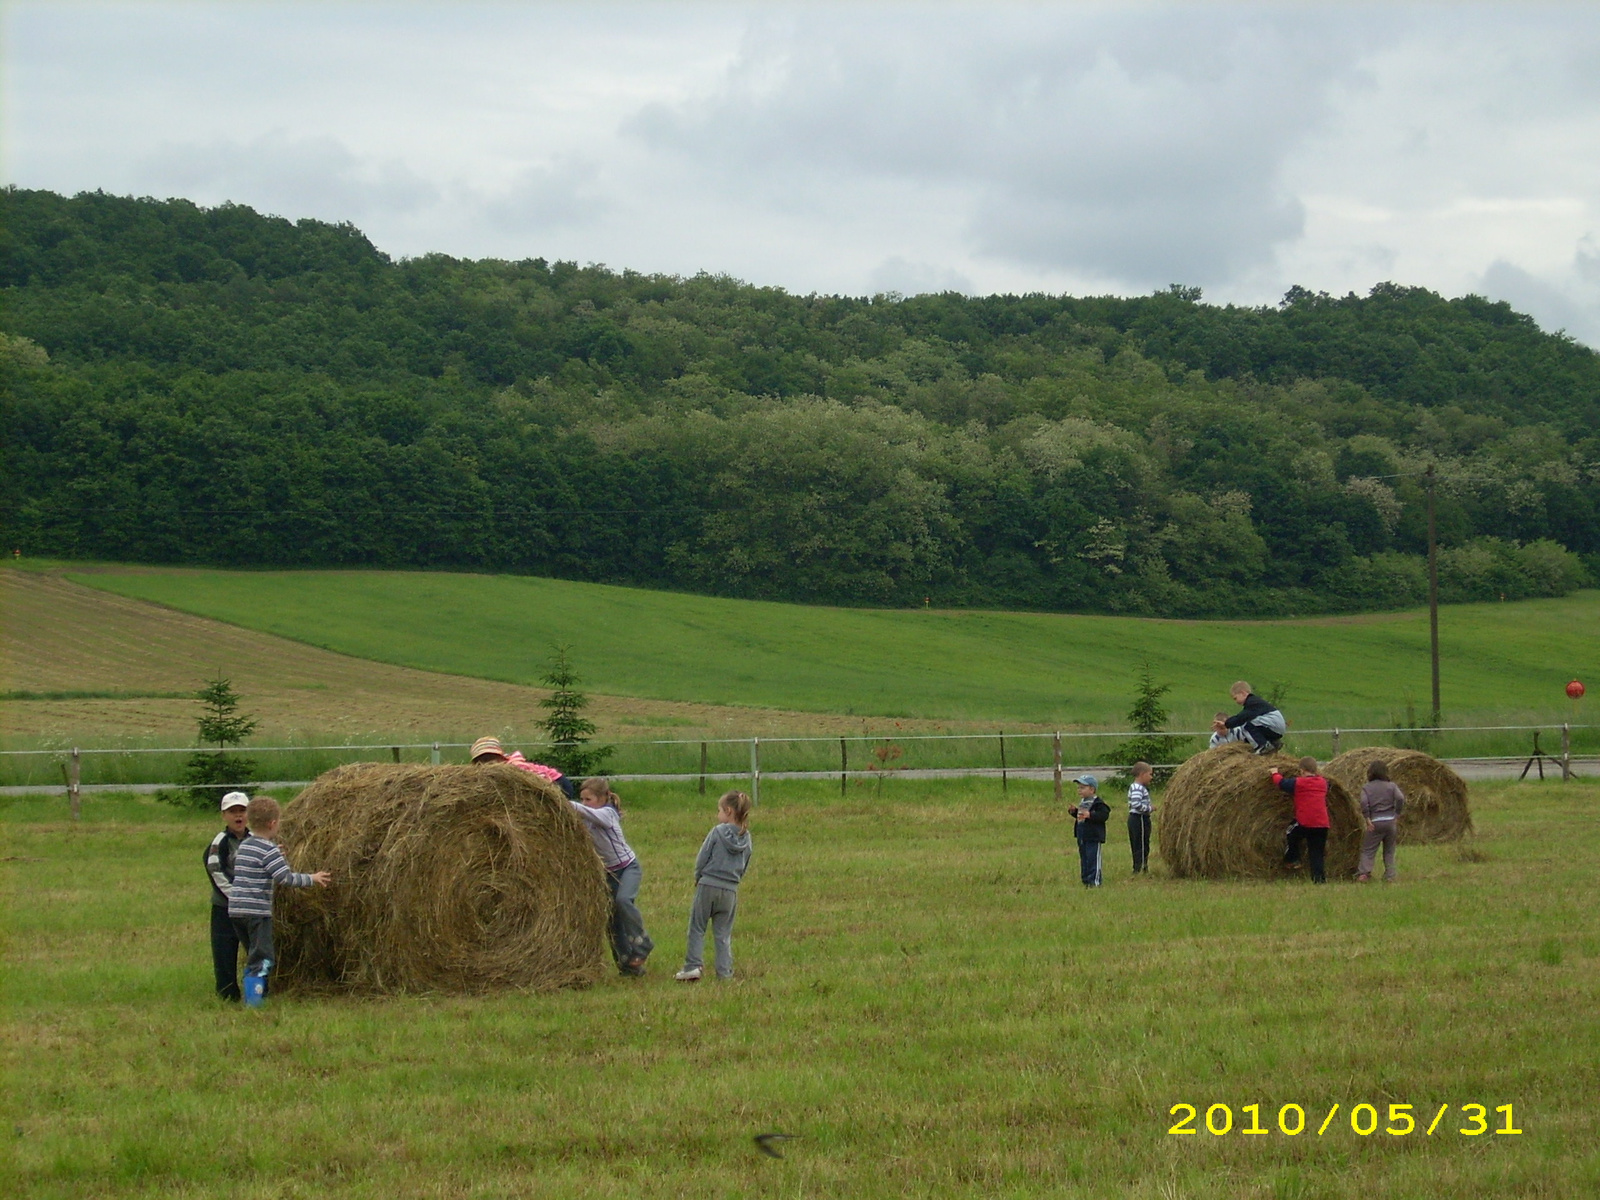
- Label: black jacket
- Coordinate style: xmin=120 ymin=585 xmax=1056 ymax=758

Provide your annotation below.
xmin=1072 ymin=796 xmax=1112 ymax=844
xmin=1224 ymin=693 xmax=1280 ymax=731
xmin=205 ymin=828 xmax=243 ymax=907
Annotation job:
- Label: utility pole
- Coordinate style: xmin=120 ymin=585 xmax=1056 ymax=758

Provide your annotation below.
xmin=1425 ymin=464 xmax=1441 ymax=726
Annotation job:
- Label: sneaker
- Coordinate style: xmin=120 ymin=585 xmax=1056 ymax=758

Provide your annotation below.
xmin=619 ymin=958 xmax=647 ymax=977
xmin=1356 ymin=873 xmax=1371 ymax=882
xmin=674 ymin=967 xmax=702 ymax=982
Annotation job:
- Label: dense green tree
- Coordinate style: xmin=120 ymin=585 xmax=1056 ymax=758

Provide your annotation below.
xmin=4 ymin=187 xmax=1599 ymax=617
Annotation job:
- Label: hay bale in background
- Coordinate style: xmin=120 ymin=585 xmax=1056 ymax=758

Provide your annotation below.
xmin=274 ymin=762 xmax=609 ymax=994
xmin=1158 ymin=744 xmax=1364 ymax=880
xmin=1325 ymin=747 xmax=1472 ymax=844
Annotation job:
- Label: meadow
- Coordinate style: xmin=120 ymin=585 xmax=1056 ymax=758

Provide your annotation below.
xmin=4 ymin=776 xmax=1597 ymax=1199
xmin=65 ymin=565 xmax=1600 ymax=729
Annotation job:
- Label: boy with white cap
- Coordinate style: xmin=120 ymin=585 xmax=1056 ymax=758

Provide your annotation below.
xmin=1069 ymin=775 xmax=1112 ymax=887
xmin=204 ymin=791 xmax=250 ymax=1001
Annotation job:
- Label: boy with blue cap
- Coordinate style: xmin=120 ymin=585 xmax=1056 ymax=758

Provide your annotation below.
xmin=1069 ymin=774 xmax=1112 ymax=887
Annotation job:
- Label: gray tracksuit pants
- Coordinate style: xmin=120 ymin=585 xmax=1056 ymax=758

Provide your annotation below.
xmin=684 ymin=883 xmax=738 ymax=978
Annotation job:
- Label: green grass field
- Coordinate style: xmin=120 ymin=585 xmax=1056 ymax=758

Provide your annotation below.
xmin=64 ymin=566 xmax=1600 ymax=729
xmin=4 ymin=778 xmax=1597 ymax=1199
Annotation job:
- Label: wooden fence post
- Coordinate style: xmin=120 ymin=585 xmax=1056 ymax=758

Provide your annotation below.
xmin=999 ymin=731 xmax=1008 ymax=793
xmin=431 ymin=742 xmax=440 ymax=765
xmin=391 ymin=746 xmax=401 ymax=764
xmin=839 ymin=737 xmax=847 ymax=796
xmin=1052 ymin=732 xmax=1063 ymax=803
xmin=699 ymin=742 xmax=708 ymax=795
xmin=750 ymin=738 xmax=760 ymax=806
xmin=69 ymin=746 xmax=81 ymax=821
xmin=1562 ymin=723 xmax=1572 ymax=781
xmin=1331 ymin=727 xmax=1341 ymax=758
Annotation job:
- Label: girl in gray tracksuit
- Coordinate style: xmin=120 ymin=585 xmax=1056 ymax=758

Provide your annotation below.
xmin=675 ymin=790 xmax=753 ymax=982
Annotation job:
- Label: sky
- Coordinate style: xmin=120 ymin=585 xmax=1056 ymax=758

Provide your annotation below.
xmin=5 ymin=1 xmax=1600 ymax=345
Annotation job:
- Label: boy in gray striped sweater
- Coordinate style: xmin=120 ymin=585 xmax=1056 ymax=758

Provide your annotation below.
xmin=227 ymin=795 xmax=330 ymax=996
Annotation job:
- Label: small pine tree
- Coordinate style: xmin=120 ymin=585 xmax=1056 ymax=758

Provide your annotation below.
xmin=1111 ymin=661 xmax=1188 ymax=782
xmin=180 ymin=675 xmax=258 ymax=806
xmin=537 ymin=645 xmax=612 ymax=777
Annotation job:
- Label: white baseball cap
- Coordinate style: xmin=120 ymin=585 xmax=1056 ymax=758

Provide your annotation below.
xmin=220 ymin=791 xmax=249 ymax=811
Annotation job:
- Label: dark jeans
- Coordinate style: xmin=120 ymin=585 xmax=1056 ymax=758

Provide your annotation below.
xmin=1128 ymin=813 xmax=1152 ymax=873
xmin=210 ymin=904 xmax=242 ymax=1001
xmin=230 ymin=915 xmax=277 ymax=975
xmin=1284 ymin=824 xmax=1328 ymax=883
xmin=605 ymin=862 xmax=654 ymax=971
xmin=1077 ymin=837 xmax=1103 ymax=887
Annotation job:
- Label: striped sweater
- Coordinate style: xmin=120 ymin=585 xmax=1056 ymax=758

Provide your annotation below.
xmin=227 ymin=835 xmax=314 ymax=918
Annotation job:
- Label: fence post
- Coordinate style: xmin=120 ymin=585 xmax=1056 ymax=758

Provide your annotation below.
xmin=999 ymin=731 xmax=1008 ymax=793
xmin=840 ymin=737 xmax=847 ymax=796
xmin=750 ymin=738 xmax=760 ymax=806
xmin=699 ymin=742 xmax=708 ymax=795
xmin=1052 ymin=732 xmax=1063 ymax=803
xmin=69 ymin=746 xmax=81 ymax=821
xmin=1562 ymin=723 xmax=1572 ymax=781
xmin=391 ymin=746 xmax=401 ymax=764
xmin=431 ymin=742 xmax=440 ymax=766
xmin=1331 ymin=727 xmax=1341 ymax=758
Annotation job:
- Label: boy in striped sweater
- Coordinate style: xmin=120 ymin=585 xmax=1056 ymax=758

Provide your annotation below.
xmin=228 ymin=795 xmax=331 ymax=997
xmin=1127 ymin=762 xmax=1154 ymax=874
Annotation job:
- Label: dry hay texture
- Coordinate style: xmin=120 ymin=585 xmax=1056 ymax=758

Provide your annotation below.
xmin=1325 ymin=747 xmax=1473 ymax=844
xmin=1159 ymin=744 xmax=1365 ymax=880
xmin=274 ymin=763 xmax=609 ymax=994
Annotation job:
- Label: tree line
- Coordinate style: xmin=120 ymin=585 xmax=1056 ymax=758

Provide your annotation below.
xmin=3 ymin=187 xmax=1598 ymax=616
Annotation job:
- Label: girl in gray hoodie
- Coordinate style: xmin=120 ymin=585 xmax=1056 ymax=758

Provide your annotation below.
xmin=675 ymin=790 xmax=753 ymax=982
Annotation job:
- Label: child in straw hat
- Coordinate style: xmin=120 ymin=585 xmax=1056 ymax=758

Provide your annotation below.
xmin=470 ymin=735 xmax=576 ymax=799
xmin=570 ymin=777 xmax=654 ymax=976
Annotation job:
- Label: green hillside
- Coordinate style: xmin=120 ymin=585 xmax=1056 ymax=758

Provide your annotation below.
xmin=72 ymin=566 xmax=1597 ymax=727
xmin=5 ymin=188 xmax=1598 ymax=619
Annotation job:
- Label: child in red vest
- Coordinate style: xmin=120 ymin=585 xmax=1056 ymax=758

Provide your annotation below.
xmin=1273 ymin=756 xmax=1331 ymax=883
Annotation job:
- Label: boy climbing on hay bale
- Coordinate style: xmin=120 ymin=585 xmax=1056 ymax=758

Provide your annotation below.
xmin=1211 ymin=682 xmax=1287 ymax=755
xmin=1273 ymin=757 xmax=1331 ymax=883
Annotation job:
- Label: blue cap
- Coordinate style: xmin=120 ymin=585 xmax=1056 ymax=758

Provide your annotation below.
xmin=1073 ymin=774 xmax=1098 ymax=788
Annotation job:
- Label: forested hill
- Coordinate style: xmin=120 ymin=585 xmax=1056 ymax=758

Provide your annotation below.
xmin=4 ymin=186 xmax=1599 ymax=617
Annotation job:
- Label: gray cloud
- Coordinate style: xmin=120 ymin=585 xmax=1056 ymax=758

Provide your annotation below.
xmin=133 ymin=132 xmax=437 ymax=222
xmin=480 ymin=158 xmax=606 ymax=235
xmin=4 ymin=4 xmax=1599 ymax=343
xmin=1481 ymin=258 xmax=1600 ymax=347
xmin=866 ymin=256 xmax=974 ymax=297
xmin=628 ymin=9 xmax=1388 ymax=287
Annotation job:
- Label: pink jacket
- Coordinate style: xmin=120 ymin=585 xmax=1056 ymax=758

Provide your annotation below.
xmin=504 ymin=752 xmax=564 ymax=784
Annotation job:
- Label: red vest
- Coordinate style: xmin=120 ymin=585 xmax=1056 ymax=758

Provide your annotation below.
xmin=1287 ymin=774 xmax=1330 ymax=828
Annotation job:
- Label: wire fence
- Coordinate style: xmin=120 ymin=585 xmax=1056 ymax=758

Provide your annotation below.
xmin=6 ymin=723 xmax=1595 ymax=805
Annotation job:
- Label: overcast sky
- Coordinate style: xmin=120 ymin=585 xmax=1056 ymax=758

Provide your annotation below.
xmin=5 ymin=2 xmax=1600 ymax=344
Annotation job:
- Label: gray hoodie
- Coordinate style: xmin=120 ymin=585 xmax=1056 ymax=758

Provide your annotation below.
xmin=694 ymin=822 xmax=752 ymax=890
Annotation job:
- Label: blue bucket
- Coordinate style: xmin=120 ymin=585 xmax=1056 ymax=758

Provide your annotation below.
xmin=242 ymin=972 xmax=266 ymax=1007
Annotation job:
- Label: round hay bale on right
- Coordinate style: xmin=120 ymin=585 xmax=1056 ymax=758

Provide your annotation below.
xmin=1325 ymin=747 xmax=1472 ymax=843
xmin=1159 ymin=743 xmax=1364 ymax=880
xmin=273 ymin=762 xmax=610 ymax=994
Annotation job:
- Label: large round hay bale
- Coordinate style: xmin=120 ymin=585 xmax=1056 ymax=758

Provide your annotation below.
xmin=1158 ymin=743 xmax=1364 ymax=880
xmin=1325 ymin=747 xmax=1472 ymax=844
xmin=273 ymin=762 xmax=609 ymax=994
